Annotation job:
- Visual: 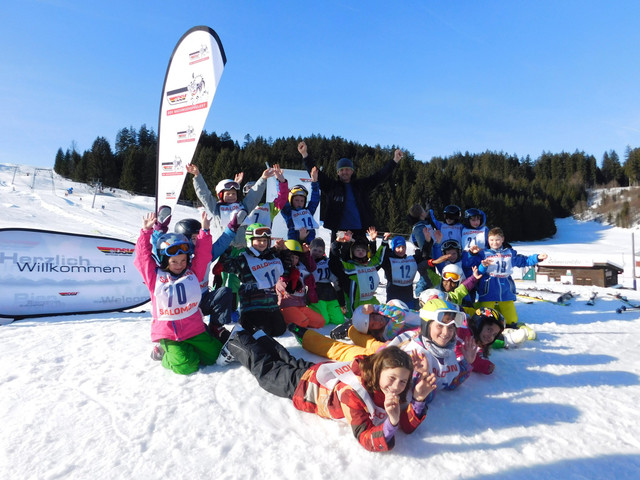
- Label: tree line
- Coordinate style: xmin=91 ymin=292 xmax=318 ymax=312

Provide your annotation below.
xmin=54 ymin=125 xmax=640 ymax=241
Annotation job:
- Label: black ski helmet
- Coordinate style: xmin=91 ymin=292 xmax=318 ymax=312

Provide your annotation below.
xmin=174 ymin=218 xmax=202 ymax=239
xmin=468 ymin=307 xmax=505 ymax=347
xmin=443 ymin=204 xmax=461 ymax=221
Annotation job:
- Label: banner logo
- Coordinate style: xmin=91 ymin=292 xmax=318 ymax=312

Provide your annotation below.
xmin=97 ymin=246 xmax=134 ymax=256
xmin=189 ymin=44 xmax=210 ymax=64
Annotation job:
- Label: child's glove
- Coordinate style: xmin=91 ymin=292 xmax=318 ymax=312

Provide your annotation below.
xmin=228 ymin=208 xmax=248 ymax=232
xmin=153 ymin=205 xmax=172 ymax=233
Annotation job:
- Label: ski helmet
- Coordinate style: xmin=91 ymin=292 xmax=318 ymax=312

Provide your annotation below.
xmin=443 ymin=204 xmax=461 ymax=221
xmin=441 ymin=264 xmax=463 ymax=284
xmin=288 ymin=184 xmax=309 ymax=206
xmin=350 ymin=236 xmax=370 ymax=260
xmin=215 ymin=179 xmax=241 ymax=201
xmin=245 ymin=223 xmax=271 ymax=243
xmin=156 ymin=233 xmax=193 ymax=269
xmin=441 ymin=239 xmax=462 ymax=257
xmin=464 ymin=208 xmax=484 ymax=227
xmin=284 ymin=239 xmax=303 ymax=254
xmin=468 ymin=307 xmax=505 ymax=347
xmin=419 ymin=298 xmax=465 ymax=339
xmin=174 ymin=218 xmax=201 ymax=239
xmin=419 ymin=289 xmax=447 ymax=306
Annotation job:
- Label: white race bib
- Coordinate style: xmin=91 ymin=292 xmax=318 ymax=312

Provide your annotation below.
xmin=244 ymin=252 xmax=285 ymax=289
xmin=315 ymin=362 xmax=387 ymax=425
xmin=219 ymin=203 xmax=242 ymax=227
xmin=462 ymin=229 xmax=485 ymax=251
xmin=313 ymin=259 xmax=332 ymax=284
xmin=242 ymin=204 xmax=272 ymax=227
xmin=389 ymin=257 xmax=418 ymax=287
xmin=355 ymin=265 xmax=379 ymax=302
xmin=154 ymin=270 xmax=203 ymax=321
xmin=291 ymin=208 xmax=319 ymax=231
xmin=485 ymin=252 xmax=513 ymax=278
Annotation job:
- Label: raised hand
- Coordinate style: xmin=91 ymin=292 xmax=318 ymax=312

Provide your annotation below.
xmin=185 ymin=164 xmax=200 ymax=176
xmin=142 ymin=212 xmax=156 ymax=230
xmin=298 ymin=141 xmax=308 ymax=158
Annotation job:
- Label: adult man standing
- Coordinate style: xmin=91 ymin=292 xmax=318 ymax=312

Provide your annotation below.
xmin=298 ymin=141 xmax=403 ymax=241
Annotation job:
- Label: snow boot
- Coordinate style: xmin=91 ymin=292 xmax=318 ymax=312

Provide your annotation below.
xmin=216 ymin=324 xmax=244 ymax=366
xmin=150 ymin=344 xmax=165 ymax=361
xmin=502 ymin=328 xmax=527 ymax=348
xmin=287 ymin=323 xmax=308 ymax=345
xmin=330 ymin=319 xmax=352 ymax=340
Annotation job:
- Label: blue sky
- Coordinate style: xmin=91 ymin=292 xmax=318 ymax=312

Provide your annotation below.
xmin=2 ymin=1 xmax=639 ymax=169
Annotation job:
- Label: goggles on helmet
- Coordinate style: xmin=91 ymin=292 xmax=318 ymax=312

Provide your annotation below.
xmin=164 ymin=243 xmax=193 ymax=256
xmin=433 ymin=310 xmax=465 ymax=327
xmin=221 ymin=181 xmax=240 ymax=192
xmin=442 ymin=271 xmax=461 ymax=282
xmin=250 ymin=226 xmax=272 ymax=238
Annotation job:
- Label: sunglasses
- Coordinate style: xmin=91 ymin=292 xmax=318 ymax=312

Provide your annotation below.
xmin=165 ymin=243 xmax=192 ymax=256
xmin=442 ymin=271 xmax=461 ymax=282
xmin=251 ymin=227 xmax=272 ymax=238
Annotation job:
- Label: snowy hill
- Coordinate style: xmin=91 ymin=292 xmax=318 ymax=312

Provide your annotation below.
xmin=1 ymin=164 xmax=639 ymax=480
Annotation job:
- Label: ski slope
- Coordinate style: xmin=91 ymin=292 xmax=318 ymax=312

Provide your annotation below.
xmin=1 ymin=164 xmax=639 ymax=480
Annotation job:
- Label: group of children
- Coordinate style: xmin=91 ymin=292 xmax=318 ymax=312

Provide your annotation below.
xmin=133 ymin=144 xmax=547 ymax=451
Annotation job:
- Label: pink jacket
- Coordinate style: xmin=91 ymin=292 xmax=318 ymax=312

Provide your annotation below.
xmin=456 ymin=326 xmax=495 ymax=375
xmin=134 ymin=228 xmax=212 ymax=342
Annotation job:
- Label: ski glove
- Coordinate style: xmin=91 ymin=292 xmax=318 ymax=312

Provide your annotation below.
xmin=228 ymin=208 xmax=248 ymax=232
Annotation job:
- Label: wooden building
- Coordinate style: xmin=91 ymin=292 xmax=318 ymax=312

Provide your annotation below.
xmin=536 ymin=262 xmax=623 ymax=287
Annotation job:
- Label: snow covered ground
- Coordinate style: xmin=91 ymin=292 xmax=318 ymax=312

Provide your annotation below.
xmin=1 ymin=165 xmax=639 ymax=480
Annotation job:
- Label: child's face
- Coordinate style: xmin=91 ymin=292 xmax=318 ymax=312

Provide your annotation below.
xmin=488 ymin=234 xmax=504 ymax=250
xmin=252 ymin=237 xmax=270 ymax=252
xmin=290 ymin=254 xmax=300 ymax=266
xmin=444 ymin=248 xmax=460 ymax=262
xmin=222 ymin=189 xmax=238 ymax=204
xmin=445 ymin=217 xmax=456 ymax=225
xmin=394 ymin=245 xmax=406 ymax=257
xmin=167 ymin=254 xmax=188 ymax=274
xmin=291 ymin=195 xmax=305 ymax=209
xmin=353 ymin=246 xmax=368 ymax=259
xmin=310 ymin=246 xmax=324 ymax=259
xmin=479 ymin=323 xmax=501 ymax=346
xmin=368 ymin=313 xmax=388 ymax=331
xmin=429 ymin=320 xmax=456 ymax=346
xmin=378 ymin=366 xmax=410 ymax=397
xmin=470 ymin=216 xmax=482 ymax=228
xmin=441 ymin=278 xmax=459 ymax=292
xmin=190 ymin=233 xmax=198 ymax=245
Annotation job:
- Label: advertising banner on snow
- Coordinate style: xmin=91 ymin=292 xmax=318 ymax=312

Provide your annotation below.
xmin=0 ymin=229 xmax=150 ymax=318
xmin=156 ymin=26 xmax=226 ymax=212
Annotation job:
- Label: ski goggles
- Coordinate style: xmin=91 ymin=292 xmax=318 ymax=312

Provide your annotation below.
xmin=164 ymin=243 xmax=193 ymax=256
xmin=289 ymin=185 xmax=308 ymax=198
xmin=432 ymin=310 xmax=465 ymax=327
xmin=249 ymin=226 xmax=272 ymax=238
xmin=442 ymin=271 xmax=461 ymax=282
xmin=220 ymin=181 xmax=240 ymax=191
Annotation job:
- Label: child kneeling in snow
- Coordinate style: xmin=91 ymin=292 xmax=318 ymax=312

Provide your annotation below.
xmin=134 ymin=211 xmax=222 ymax=375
